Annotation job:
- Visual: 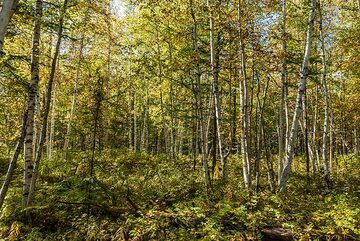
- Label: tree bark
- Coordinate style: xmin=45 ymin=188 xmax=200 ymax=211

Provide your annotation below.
xmin=278 ymin=0 xmax=316 ymax=192
xmin=238 ymin=0 xmax=251 ymax=189
xmin=278 ymin=0 xmax=287 ymax=185
xmin=0 ymin=109 xmax=28 ymax=210
xmin=207 ymin=0 xmax=227 ymax=183
xmin=140 ymin=78 xmax=149 ymax=152
xmin=319 ymin=1 xmax=330 ymax=184
xmin=189 ymin=0 xmax=211 ymax=189
xmin=0 ymin=0 xmax=19 ymax=53
xmin=23 ymin=0 xmax=42 ymax=208
xmin=312 ymin=86 xmax=320 ymax=169
xmin=48 ymin=83 xmax=57 ymax=160
xmin=302 ymin=86 xmax=310 ymax=181
xmin=255 ymin=74 xmax=270 ymax=193
xmin=27 ymin=0 xmax=68 ymax=206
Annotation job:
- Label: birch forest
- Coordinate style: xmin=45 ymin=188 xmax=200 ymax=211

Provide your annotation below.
xmin=0 ymin=0 xmax=359 ymax=240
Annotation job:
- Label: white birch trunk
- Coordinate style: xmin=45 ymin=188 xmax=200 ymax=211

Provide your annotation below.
xmin=278 ymin=0 xmax=316 ymax=192
xmin=27 ymin=0 xmax=68 ymax=206
xmin=0 ymin=110 xmax=28 ymax=210
xmin=49 ymin=83 xmax=57 ymax=160
xmin=207 ymin=0 xmax=227 ymax=183
xmin=0 ymin=0 xmax=18 ymax=53
xmin=238 ymin=0 xmax=251 ymax=188
xmin=278 ymin=0 xmax=287 ymax=184
xmin=189 ymin=0 xmax=211 ymax=188
xmin=319 ymin=1 xmax=330 ymax=181
xmin=23 ymin=0 xmax=42 ymax=207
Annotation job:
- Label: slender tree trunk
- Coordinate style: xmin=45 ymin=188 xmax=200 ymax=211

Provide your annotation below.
xmin=249 ymin=42 xmax=255 ymax=164
xmin=207 ymin=0 xmax=227 ymax=183
xmin=238 ymin=0 xmax=251 ymax=189
xmin=278 ymin=0 xmax=316 ymax=192
xmin=319 ymin=1 xmax=330 ymax=184
xmin=0 ymin=0 xmax=19 ymax=53
xmin=141 ymin=78 xmax=149 ymax=152
xmin=0 ymin=109 xmax=28 ymax=210
xmin=193 ymin=100 xmax=199 ymax=169
xmin=160 ymin=91 xmax=168 ymax=154
xmin=302 ymin=87 xmax=310 ymax=180
xmin=128 ymin=92 xmax=133 ymax=150
xmin=189 ymin=0 xmax=210 ymax=189
xmin=27 ymin=0 xmax=68 ymax=206
xmin=329 ymin=110 xmax=334 ymax=173
xmin=278 ymin=0 xmax=287 ymax=184
xmin=63 ymin=38 xmax=84 ymax=159
xmin=88 ymin=76 xmax=103 ymax=213
xmin=168 ymin=41 xmax=175 ymax=158
xmin=255 ymin=74 xmax=270 ymax=193
xmin=22 ymin=0 xmax=42 ymax=207
xmin=49 ymin=83 xmax=57 ymax=160
xmin=312 ymin=86 xmax=320 ymax=168
xmin=33 ymin=95 xmax=40 ymax=161
xmin=230 ymin=68 xmax=238 ymax=152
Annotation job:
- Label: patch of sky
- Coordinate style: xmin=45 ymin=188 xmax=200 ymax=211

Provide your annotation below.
xmin=257 ymin=12 xmax=280 ymax=47
xmin=112 ymin=0 xmax=126 ymax=18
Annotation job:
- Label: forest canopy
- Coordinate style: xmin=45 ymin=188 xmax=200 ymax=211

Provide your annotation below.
xmin=0 ymin=0 xmax=359 ymax=240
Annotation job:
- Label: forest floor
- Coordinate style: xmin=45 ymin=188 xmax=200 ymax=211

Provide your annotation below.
xmin=0 ymin=150 xmax=359 ymax=240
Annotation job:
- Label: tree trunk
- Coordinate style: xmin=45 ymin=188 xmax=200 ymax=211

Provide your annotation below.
xmin=27 ymin=0 xmax=68 ymax=206
xmin=128 ymin=92 xmax=133 ymax=150
xmin=231 ymin=68 xmax=238 ymax=153
xmin=168 ymin=41 xmax=175 ymax=158
xmin=133 ymin=91 xmax=137 ymax=152
xmin=312 ymin=86 xmax=320 ymax=169
xmin=140 ymin=78 xmax=149 ymax=152
xmin=302 ymin=86 xmax=310 ymax=181
xmin=329 ymin=110 xmax=334 ymax=173
xmin=319 ymin=1 xmax=330 ymax=184
xmin=63 ymin=38 xmax=84 ymax=160
xmin=189 ymin=0 xmax=211 ymax=189
xmin=278 ymin=0 xmax=316 ymax=192
xmin=49 ymin=83 xmax=57 ymax=160
xmin=278 ymin=0 xmax=287 ymax=185
xmin=255 ymin=74 xmax=270 ymax=193
xmin=0 ymin=109 xmax=28 ymax=210
xmin=238 ymin=0 xmax=251 ymax=189
xmin=88 ymin=75 xmax=103 ymax=213
xmin=0 ymin=0 xmax=19 ymax=53
xmin=23 ymin=0 xmax=42 ymax=207
xmin=208 ymin=0 xmax=227 ymax=183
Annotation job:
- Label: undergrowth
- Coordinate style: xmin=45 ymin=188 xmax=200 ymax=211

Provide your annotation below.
xmin=0 ymin=150 xmax=359 ymax=240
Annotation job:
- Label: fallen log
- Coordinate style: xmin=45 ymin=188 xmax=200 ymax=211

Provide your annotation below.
xmin=261 ymin=227 xmax=294 ymax=241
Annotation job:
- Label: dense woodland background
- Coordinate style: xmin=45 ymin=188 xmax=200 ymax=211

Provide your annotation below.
xmin=0 ymin=0 xmax=359 ymax=240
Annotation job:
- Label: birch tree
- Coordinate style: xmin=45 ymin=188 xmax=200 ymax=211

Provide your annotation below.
xmin=27 ymin=0 xmax=68 ymax=206
xmin=22 ymin=0 xmax=42 ymax=207
xmin=278 ymin=0 xmax=287 ymax=185
xmin=0 ymin=110 xmax=28 ymax=210
xmin=207 ymin=0 xmax=227 ymax=183
xmin=0 ymin=0 xmax=19 ymax=53
xmin=238 ymin=0 xmax=251 ymax=189
xmin=319 ymin=0 xmax=330 ymax=184
xmin=189 ymin=0 xmax=210 ymax=189
xmin=278 ymin=0 xmax=316 ymax=192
